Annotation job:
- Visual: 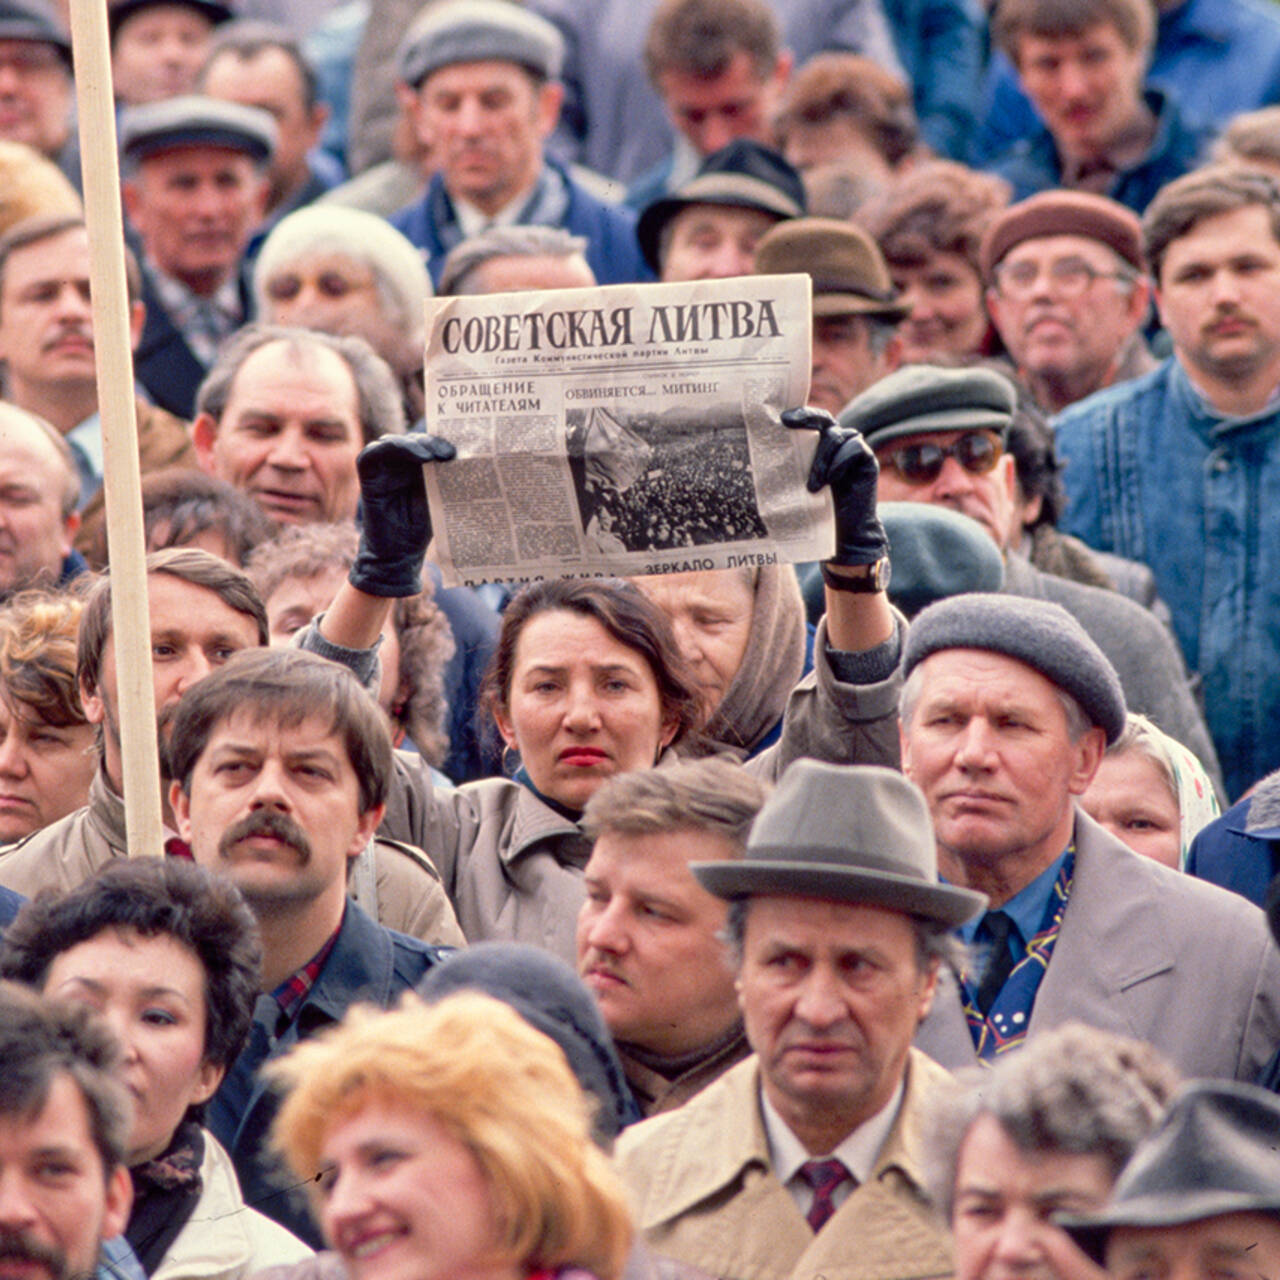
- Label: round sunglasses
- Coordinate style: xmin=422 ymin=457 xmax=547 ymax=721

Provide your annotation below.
xmin=878 ymin=431 xmax=1004 ymax=485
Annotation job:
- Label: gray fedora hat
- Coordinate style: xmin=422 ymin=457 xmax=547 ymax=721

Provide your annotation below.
xmin=1060 ymin=1081 xmax=1280 ymax=1264
xmin=693 ymin=760 xmax=986 ymax=927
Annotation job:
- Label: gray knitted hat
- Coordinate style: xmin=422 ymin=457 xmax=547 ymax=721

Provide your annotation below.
xmin=903 ymin=593 xmax=1126 ymax=743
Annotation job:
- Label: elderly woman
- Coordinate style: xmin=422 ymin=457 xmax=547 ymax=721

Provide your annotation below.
xmin=0 ymin=857 xmax=311 ymax=1278
xmin=268 ymin=991 xmax=633 ymax=1280
xmin=253 ymin=206 xmax=432 ymax=420
xmin=858 ymin=160 xmax=1011 ymax=362
xmin=929 ymin=1023 xmax=1180 ymax=1280
xmin=0 ymin=590 xmax=96 ymax=843
xmin=1081 ymin=714 xmax=1220 ymax=871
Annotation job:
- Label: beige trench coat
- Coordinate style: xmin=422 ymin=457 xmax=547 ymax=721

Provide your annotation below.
xmin=614 ymin=1050 xmax=954 ymax=1280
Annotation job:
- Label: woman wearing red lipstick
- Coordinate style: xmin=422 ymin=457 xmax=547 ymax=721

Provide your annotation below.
xmin=268 ymin=992 xmax=632 ymax=1280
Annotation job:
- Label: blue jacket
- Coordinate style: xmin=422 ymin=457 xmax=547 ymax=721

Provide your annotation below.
xmin=986 ymin=88 xmax=1205 ymax=215
xmin=1186 ymin=783 xmax=1280 ymax=909
xmin=0 ymin=885 xmax=22 ymax=930
xmin=1055 ymin=358 xmax=1280 ymax=800
xmin=390 ymin=161 xmax=652 ymax=288
xmin=974 ymin=0 xmax=1280 ymax=163
xmin=206 ymin=903 xmax=448 ymax=1248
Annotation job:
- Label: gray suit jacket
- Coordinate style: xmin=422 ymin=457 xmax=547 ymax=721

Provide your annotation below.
xmin=915 ymin=810 xmax=1280 ymax=1082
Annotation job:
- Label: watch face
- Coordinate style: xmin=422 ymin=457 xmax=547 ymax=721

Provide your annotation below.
xmin=874 ymin=557 xmax=891 ymax=591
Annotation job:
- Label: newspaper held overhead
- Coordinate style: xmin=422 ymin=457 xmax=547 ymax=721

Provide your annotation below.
xmin=422 ymin=273 xmax=834 ymax=587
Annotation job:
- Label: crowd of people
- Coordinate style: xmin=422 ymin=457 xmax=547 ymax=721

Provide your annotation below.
xmin=1 ymin=0 xmax=1280 ymax=1279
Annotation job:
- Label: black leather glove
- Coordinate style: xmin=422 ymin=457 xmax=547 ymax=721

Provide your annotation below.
xmin=783 ymin=406 xmax=888 ymax=566
xmin=349 ymin=434 xmax=456 ymax=597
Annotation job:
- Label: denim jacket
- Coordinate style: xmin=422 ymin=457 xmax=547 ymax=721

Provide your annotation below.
xmin=1055 ymin=358 xmax=1280 ymax=799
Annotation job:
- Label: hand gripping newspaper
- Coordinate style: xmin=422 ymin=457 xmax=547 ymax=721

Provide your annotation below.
xmin=422 ymin=274 xmax=835 ymax=586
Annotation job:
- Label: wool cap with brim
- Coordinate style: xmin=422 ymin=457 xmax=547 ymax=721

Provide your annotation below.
xmin=1060 ymin=1081 xmax=1280 ymax=1264
xmin=108 ymin=0 xmax=232 ymax=38
xmin=637 ymin=140 xmax=805 ymax=274
xmin=904 ymin=592 xmax=1127 ymax=744
xmin=0 ymin=0 xmax=70 ymax=62
xmin=980 ymin=189 xmax=1144 ymax=282
xmin=754 ymin=217 xmax=909 ymax=320
xmin=119 ymin=94 xmax=276 ymax=164
xmin=882 ymin=503 xmax=1005 ymax=618
xmin=694 ymin=759 xmax=987 ymax=926
xmin=399 ymin=0 xmax=564 ymax=88
xmin=838 ymin=364 xmax=1017 ymax=450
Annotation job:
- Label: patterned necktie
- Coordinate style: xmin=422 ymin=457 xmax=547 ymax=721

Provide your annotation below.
xmin=799 ymin=1157 xmax=853 ymax=1232
xmin=976 ymin=909 xmax=1017 ymax=1015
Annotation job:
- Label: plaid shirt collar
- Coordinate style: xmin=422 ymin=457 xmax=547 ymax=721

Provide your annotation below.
xmin=271 ymin=925 xmax=341 ymax=1029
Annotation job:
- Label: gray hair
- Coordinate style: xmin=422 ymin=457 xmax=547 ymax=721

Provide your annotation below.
xmin=1104 ymin=712 xmax=1177 ymax=796
xmin=252 ymin=206 xmax=431 ymax=338
xmin=723 ymin=895 xmax=965 ymax=974
xmin=195 ymin=322 xmax=406 ymax=443
xmin=923 ymin=1021 xmax=1180 ymax=1220
xmin=439 ymin=225 xmax=592 ymax=295
xmin=581 ymin=757 xmax=768 ymax=848
xmin=899 ymin=662 xmax=1094 ymax=743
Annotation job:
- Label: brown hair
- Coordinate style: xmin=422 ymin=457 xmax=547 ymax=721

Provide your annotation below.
xmin=858 ymin=160 xmax=1012 ymax=273
xmin=774 ymin=53 xmax=917 ymax=168
xmin=77 ymin=548 xmax=269 ymax=700
xmin=166 ymin=646 xmax=392 ymax=814
xmin=1214 ymin=106 xmax=1280 ymax=170
xmin=994 ymin=0 xmax=1155 ymax=63
xmin=0 ymin=590 xmax=86 ymax=730
xmin=0 ymin=215 xmax=141 ymax=313
xmin=480 ymin=578 xmax=701 ymax=748
xmin=1143 ymin=166 xmax=1280 ymax=282
xmin=644 ymin=0 xmax=779 ymax=82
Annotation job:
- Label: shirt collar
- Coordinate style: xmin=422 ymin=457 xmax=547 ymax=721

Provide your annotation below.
xmin=958 ymin=847 xmax=1071 ymax=947
xmin=1174 ymin=356 xmax=1280 ymax=428
xmin=760 ymin=1075 xmax=904 ymax=1186
xmin=454 ymin=186 xmax=537 ymax=238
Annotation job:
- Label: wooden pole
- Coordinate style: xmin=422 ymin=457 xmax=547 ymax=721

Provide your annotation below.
xmin=68 ymin=0 xmax=163 ymax=857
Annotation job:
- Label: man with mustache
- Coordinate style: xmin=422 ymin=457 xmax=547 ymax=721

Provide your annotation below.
xmin=1055 ymin=167 xmax=1280 ymax=800
xmin=0 ymin=982 xmax=134 ymax=1280
xmin=0 ymin=547 xmax=463 ymax=947
xmin=617 ymin=759 xmax=985 ymax=1280
xmin=165 ymin=645 xmax=450 ymax=1246
xmin=982 ymin=191 xmax=1155 ymax=416
xmin=0 ymin=215 xmax=196 ymax=561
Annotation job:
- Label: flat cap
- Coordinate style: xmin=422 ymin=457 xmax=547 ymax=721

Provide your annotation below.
xmin=904 ymin=592 xmax=1127 ymax=743
xmin=694 ymin=760 xmax=987 ymax=926
xmin=0 ymin=0 xmax=70 ymax=62
xmin=119 ymin=94 xmax=276 ymax=164
xmin=108 ymin=0 xmax=232 ymax=38
xmin=1061 ymin=1081 xmax=1280 ymax=1263
xmin=881 ymin=503 xmax=1005 ymax=618
xmin=980 ymin=190 xmax=1144 ymax=281
xmin=838 ymin=364 xmax=1017 ymax=450
xmin=637 ymin=140 xmax=805 ymax=274
xmin=399 ymin=0 xmax=564 ymax=88
xmin=754 ymin=216 xmax=909 ymax=320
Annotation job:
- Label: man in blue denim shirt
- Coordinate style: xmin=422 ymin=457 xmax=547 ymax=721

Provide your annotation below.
xmin=1056 ymin=167 xmax=1280 ymax=800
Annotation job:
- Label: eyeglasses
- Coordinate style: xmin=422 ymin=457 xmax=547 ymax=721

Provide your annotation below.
xmin=879 ymin=431 xmax=1003 ymax=485
xmin=994 ymin=255 xmax=1135 ymax=300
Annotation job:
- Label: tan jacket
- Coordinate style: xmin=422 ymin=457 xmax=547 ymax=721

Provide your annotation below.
xmin=619 ymin=1024 xmax=752 ymax=1118
xmin=391 ymin=618 xmax=904 ymax=963
xmin=615 ymin=1050 xmax=954 ymax=1280
xmin=0 ymin=768 xmax=465 ymax=947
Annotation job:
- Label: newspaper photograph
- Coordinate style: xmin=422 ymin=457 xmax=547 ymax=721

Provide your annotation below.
xmin=421 ymin=273 xmax=833 ymax=587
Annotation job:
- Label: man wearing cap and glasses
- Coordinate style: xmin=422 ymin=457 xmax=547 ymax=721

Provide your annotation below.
xmin=616 ymin=758 xmax=984 ymax=1280
xmin=120 ymin=93 xmax=276 ymax=419
xmin=838 ymin=364 xmax=1217 ymax=776
xmin=0 ymin=0 xmax=74 ymax=171
xmin=636 ymin=138 xmax=805 ymax=282
xmin=754 ymin=216 xmax=907 ymax=417
xmin=391 ymin=0 xmax=648 ymax=288
xmin=896 ymin=590 xmax=1279 ymax=1080
xmin=1059 ymin=1081 xmax=1280 ymax=1280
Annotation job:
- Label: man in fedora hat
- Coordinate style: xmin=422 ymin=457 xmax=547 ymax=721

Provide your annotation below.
xmin=897 ymin=591 xmax=1280 ymax=1080
xmin=1060 ymin=1081 xmax=1280 ymax=1280
xmin=616 ymin=758 xmax=985 ymax=1280
xmin=636 ymin=138 xmax=805 ymax=282
xmin=755 ymin=216 xmax=907 ymax=416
